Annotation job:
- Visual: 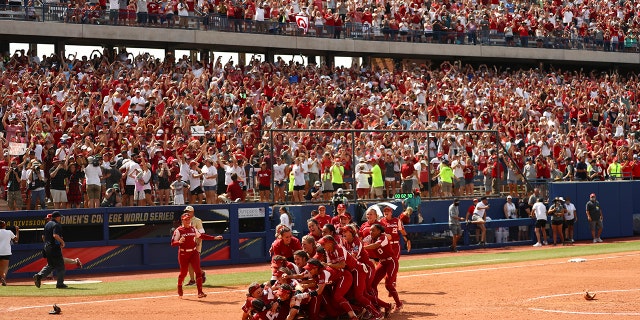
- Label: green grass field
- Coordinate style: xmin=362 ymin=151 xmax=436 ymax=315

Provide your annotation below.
xmin=3 ymin=240 xmax=638 ymax=297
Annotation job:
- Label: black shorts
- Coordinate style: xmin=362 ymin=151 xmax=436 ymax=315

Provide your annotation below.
xmin=535 ymin=219 xmax=547 ymax=228
xmin=564 ymin=220 xmax=575 ymax=227
xmin=190 ymin=186 xmax=204 ymax=195
xmin=258 ymin=185 xmax=270 ymax=191
xmin=0 ymin=255 xmax=10 ymax=260
xmin=275 ymin=181 xmax=285 ymax=188
xmin=293 ymin=185 xmax=305 ymax=191
xmin=124 ymin=185 xmax=135 ymax=196
xmin=144 ymin=189 xmax=151 ymax=194
xmin=551 ymin=220 xmax=563 ymax=226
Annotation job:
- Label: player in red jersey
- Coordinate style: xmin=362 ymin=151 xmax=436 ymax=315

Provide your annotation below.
xmin=318 ymin=235 xmax=382 ymax=319
xmin=269 ymin=225 xmax=302 ymax=262
xmin=314 ymin=205 xmax=332 ymax=228
xmin=302 ymin=258 xmax=359 ymax=320
xmin=241 ymin=282 xmax=268 ymax=320
xmin=306 ymin=218 xmax=323 ymax=241
xmin=341 ymin=224 xmax=375 ymax=287
xmin=378 ymin=206 xmax=410 ymax=259
xmin=330 ymin=203 xmax=348 ymax=226
xmin=364 ymin=224 xmax=403 ymax=313
xmin=358 ymin=208 xmax=379 ymax=238
xmin=171 ymin=213 xmax=222 ymax=298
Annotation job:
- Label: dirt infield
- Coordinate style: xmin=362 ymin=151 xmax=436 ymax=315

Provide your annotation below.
xmin=3 ymin=245 xmax=639 ymax=320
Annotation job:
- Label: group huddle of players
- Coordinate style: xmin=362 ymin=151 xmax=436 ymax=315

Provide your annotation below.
xmin=241 ymin=204 xmax=408 ymax=320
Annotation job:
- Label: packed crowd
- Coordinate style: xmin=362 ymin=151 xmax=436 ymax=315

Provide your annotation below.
xmin=0 ymin=47 xmax=639 ymax=211
xmin=241 ymin=204 xmax=407 ymax=320
xmin=10 ymin=0 xmax=640 ymax=50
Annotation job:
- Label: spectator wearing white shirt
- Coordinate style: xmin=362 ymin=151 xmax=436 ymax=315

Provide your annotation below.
xmin=130 ymin=89 xmax=147 ymax=114
xmin=84 ymin=156 xmax=104 ymax=208
xmin=202 ymin=157 xmax=218 ymax=204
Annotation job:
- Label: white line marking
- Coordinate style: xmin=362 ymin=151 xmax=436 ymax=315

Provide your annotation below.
xmin=398 ymin=253 xmax=640 ymax=279
xmin=400 ymin=258 xmax=507 ymax=269
xmin=529 ymin=308 xmax=640 ymax=316
xmin=4 ymin=289 xmax=245 ymax=312
xmin=6 ymin=253 xmax=640 ymax=313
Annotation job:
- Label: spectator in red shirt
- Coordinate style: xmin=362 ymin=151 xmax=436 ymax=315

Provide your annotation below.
xmin=218 ymin=173 xmax=244 ymax=203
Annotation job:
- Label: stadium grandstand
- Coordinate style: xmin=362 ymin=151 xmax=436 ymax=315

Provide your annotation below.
xmin=0 ymin=0 xmax=639 ymax=211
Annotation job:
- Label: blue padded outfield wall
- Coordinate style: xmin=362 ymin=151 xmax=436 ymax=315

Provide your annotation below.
xmin=1 ymin=181 xmax=637 ymax=279
xmin=2 ymin=203 xmax=273 ymax=279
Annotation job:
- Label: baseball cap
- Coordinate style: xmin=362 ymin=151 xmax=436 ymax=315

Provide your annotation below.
xmin=181 ymin=213 xmax=191 ymax=220
xmin=480 ymin=196 xmax=488 ymax=201
xmin=453 ymin=198 xmax=460 ymax=204
xmin=183 ymin=205 xmax=195 ymax=212
xmin=507 ymin=195 xmax=512 ymax=199
xmin=337 ymin=203 xmax=346 ymax=209
xmin=473 ymin=198 xmax=479 ymax=202
xmin=112 ymin=183 xmax=120 ymax=189
xmin=314 ymin=181 xmax=321 ymax=187
xmin=590 ymin=193 xmax=596 ymax=198
xmin=51 ymin=211 xmax=62 ymax=219
xmin=46 ymin=213 xmax=53 ymax=219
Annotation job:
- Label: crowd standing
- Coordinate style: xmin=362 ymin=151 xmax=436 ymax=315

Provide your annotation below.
xmin=19 ymin=0 xmax=640 ymax=52
xmin=1 ymin=47 xmax=640 ymax=211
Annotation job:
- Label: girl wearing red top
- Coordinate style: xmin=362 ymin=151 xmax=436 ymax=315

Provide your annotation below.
xmin=256 ymin=161 xmax=271 ymax=202
xmin=363 ymin=224 xmax=403 ymax=313
xmin=269 ymin=225 xmax=302 ymax=262
xmin=171 ymin=213 xmax=222 ymax=298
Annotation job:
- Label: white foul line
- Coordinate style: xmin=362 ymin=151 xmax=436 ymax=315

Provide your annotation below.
xmin=399 ymin=258 xmax=507 ymax=269
xmin=6 ymin=253 xmax=640 ymax=313
xmin=5 ymin=289 xmax=245 ymax=312
xmin=398 ymin=252 xmax=640 ymax=279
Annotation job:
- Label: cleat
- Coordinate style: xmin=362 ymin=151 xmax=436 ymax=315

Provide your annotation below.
xmin=1 ymin=276 xmax=6 ymax=286
xmin=533 ymin=242 xmax=542 ymax=247
xmin=384 ymin=304 xmax=393 ymax=318
xmin=33 ymin=274 xmax=41 ymax=288
xmin=56 ymin=284 xmax=68 ymax=289
xmin=202 ymin=271 xmax=206 ymax=284
xmin=185 ymin=280 xmax=196 ymax=286
xmin=198 ymin=292 xmax=207 ymax=298
xmin=394 ymin=302 xmax=404 ymax=312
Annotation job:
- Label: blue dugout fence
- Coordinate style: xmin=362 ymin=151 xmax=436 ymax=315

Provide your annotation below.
xmin=2 ymin=181 xmax=638 ymax=279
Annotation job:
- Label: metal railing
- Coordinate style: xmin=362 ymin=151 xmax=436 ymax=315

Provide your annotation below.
xmin=3 ymin=4 xmax=639 ymax=53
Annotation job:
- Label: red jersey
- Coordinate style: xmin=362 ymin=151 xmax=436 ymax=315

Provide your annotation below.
xmin=358 ymin=221 xmax=376 ymax=238
xmin=269 ymin=237 xmax=302 ymax=260
xmin=257 ymin=169 xmax=271 ymax=187
xmin=379 ymin=217 xmax=403 ymax=243
xmin=342 ymin=236 xmax=370 ymax=265
xmin=314 ymin=214 xmax=332 ymax=229
xmin=365 ymin=233 xmax=395 ymax=260
xmin=325 ymin=244 xmax=359 ymax=271
xmin=170 ymin=225 xmax=217 ymax=250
